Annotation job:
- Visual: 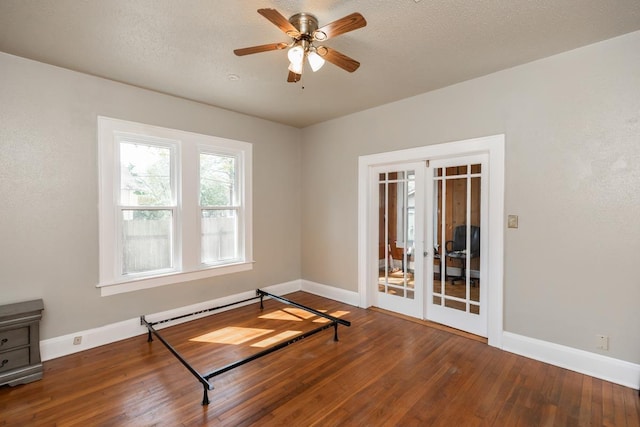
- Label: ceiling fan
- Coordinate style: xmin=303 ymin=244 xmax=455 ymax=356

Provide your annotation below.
xmin=234 ymin=8 xmax=367 ymax=83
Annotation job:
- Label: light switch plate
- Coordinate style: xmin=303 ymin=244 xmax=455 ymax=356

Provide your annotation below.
xmin=507 ymin=215 xmax=518 ymax=228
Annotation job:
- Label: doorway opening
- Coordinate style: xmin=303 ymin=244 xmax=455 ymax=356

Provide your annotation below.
xmin=357 ymin=135 xmax=505 ymax=347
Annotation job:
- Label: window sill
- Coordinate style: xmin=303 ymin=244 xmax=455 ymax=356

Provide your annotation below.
xmin=97 ymin=262 xmax=254 ymax=296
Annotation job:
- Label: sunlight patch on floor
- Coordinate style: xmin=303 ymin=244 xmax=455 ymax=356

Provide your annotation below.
xmin=312 ymin=310 xmax=350 ymax=323
xmin=189 ymin=326 xmax=272 ymax=345
xmin=259 ymin=308 xmax=316 ymax=321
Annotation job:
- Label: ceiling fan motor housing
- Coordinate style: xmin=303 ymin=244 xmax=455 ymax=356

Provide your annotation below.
xmin=288 ymin=13 xmax=321 ymax=40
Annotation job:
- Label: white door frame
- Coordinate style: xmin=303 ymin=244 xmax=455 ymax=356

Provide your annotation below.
xmin=357 ymin=134 xmax=505 ymax=348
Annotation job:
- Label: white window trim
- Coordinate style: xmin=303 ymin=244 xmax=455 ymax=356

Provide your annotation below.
xmin=97 ymin=116 xmax=253 ymax=296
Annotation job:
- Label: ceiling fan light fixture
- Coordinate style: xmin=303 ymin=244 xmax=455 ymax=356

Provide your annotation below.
xmin=287 ymin=44 xmax=304 ymax=64
xmin=287 ymin=42 xmax=306 ymax=75
xmin=288 ymin=60 xmax=303 ymax=75
xmin=307 ymin=50 xmax=325 ymax=72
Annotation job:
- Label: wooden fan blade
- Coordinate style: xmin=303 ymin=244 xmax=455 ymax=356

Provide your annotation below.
xmin=234 ymin=42 xmax=288 ymax=56
xmin=317 ymin=46 xmax=360 ymax=72
xmin=258 ymin=8 xmax=301 ymax=38
xmin=313 ymin=12 xmax=366 ymax=41
xmin=287 ymin=70 xmax=302 ymax=83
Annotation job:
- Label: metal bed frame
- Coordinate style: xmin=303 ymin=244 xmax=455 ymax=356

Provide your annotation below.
xmin=140 ymin=289 xmax=351 ymax=405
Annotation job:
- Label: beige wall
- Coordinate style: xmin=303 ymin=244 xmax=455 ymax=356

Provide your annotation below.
xmin=301 ymin=31 xmax=640 ymax=363
xmin=0 ymin=52 xmax=301 ymax=339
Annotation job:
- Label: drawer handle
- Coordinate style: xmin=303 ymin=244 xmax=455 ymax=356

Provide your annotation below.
xmin=0 ymin=338 xmax=7 ymax=346
xmin=1 ymin=359 xmax=7 ymax=368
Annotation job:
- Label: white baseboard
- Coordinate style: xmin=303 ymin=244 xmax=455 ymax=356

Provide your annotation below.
xmin=41 ymin=317 xmax=142 ymax=362
xmin=40 ymin=280 xmax=302 ymax=361
xmin=300 ymin=280 xmax=360 ymax=307
xmin=502 ymin=331 xmax=640 ymax=390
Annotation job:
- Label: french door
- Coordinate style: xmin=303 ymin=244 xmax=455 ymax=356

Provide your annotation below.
xmin=360 ymin=135 xmax=504 ymax=344
xmin=373 ymin=155 xmax=488 ymax=336
xmin=375 ymin=163 xmax=425 ymax=319
xmin=425 ymin=155 xmax=488 ymax=336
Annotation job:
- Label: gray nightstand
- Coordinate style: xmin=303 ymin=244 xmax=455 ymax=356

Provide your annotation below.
xmin=0 ymin=299 xmax=44 ymax=387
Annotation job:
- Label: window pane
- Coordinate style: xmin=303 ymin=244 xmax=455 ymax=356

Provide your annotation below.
xmin=121 ymin=210 xmax=172 ymax=274
xmin=120 ymin=142 xmax=172 ymax=206
xmin=200 ymin=153 xmax=236 ymax=206
xmin=201 ymin=209 xmax=238 ymax=263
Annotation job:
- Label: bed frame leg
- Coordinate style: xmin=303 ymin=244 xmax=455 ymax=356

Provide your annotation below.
xmin=333 ymin=322 xmax=339 ymax=342
xmin=259 ymin=293 xmax=264 ymax=310
xmin=202 ymin=385 xmax=210 ymax=406
xmin=140 ymin=316 xmax=153 ymax=342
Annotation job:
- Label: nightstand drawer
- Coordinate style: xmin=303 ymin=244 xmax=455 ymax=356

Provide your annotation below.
xmin=0 ymin=347 xmax=30 ymax=374
xmin=0 ymin=327 xmax=29 ymax=351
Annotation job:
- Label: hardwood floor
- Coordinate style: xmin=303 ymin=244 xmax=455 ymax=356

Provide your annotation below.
xmin=1 ymin=292 xmax=638 ymax=426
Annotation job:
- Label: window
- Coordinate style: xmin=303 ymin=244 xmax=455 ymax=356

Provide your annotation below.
xmin=119 ymin=140 xmax=177 ymax=276
xmin=200 ymin=151 xmax=242 ymax=265
xmin=98 ymin=117 xmax=252 ymax=296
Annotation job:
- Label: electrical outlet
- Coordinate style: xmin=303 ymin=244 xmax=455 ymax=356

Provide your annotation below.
xmin=596 ymin=334 xmax=608 ymax=350
xmin=73 ymin=336 xmax=82 ymax=345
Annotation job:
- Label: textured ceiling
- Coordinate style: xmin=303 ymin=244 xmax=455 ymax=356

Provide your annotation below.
xmin=1 ymin=1 xmax=640 ymax=128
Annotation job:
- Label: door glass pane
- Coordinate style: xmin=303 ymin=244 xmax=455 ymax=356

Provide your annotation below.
xmin=389 ymin=171 xmax=404 ymax=180
xmin=444 ymin=175 xmax=467 ymax=312
xmin=378 ymin=170 xmax=415 ymax=299
xmin=201 ymin=209 xmax=238 ymax=264
xmin=121 ymin=209 xmax=172 ymax=274
xmin=445 ymin=166 xmax=459 ymax=177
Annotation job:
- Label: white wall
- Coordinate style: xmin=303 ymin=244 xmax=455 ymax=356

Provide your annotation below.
xmin=0 ymin=52 xmax=301 ymax=340
xmin=301 ymin=31 xmax=640 ymax=365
